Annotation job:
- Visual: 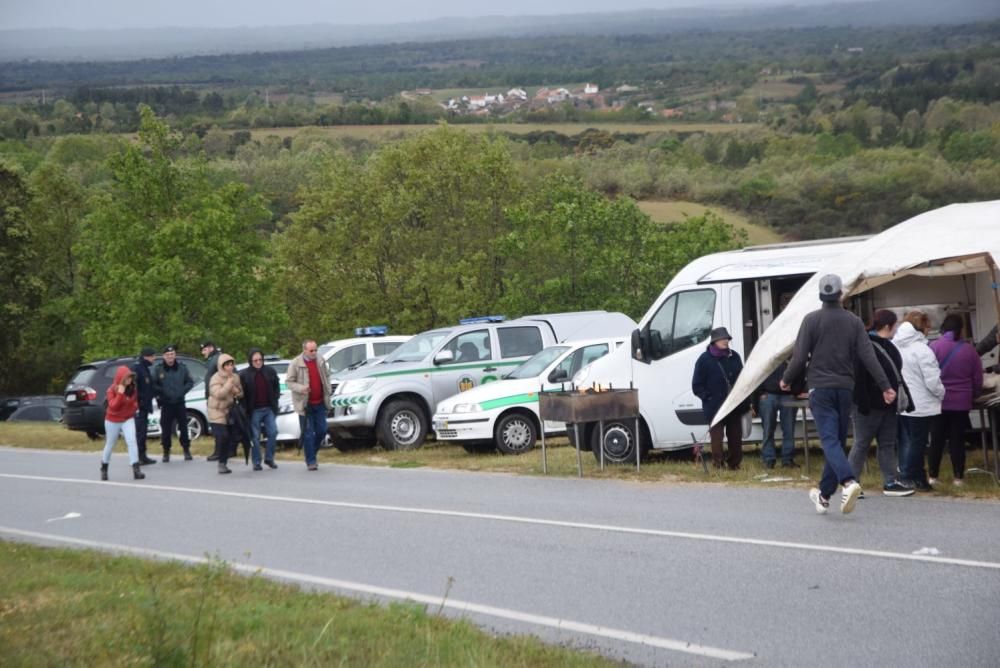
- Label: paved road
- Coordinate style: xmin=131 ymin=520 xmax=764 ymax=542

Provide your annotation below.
xmin=1 ymin=446 xmax=998 ymax=666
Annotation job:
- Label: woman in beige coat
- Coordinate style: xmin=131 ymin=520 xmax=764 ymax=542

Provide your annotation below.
xmin=208 ymin=353 xmax=242 ymax=474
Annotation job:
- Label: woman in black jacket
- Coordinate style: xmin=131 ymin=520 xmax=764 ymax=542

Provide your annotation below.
xmin=692 ymin=327 xmax=746 ymax=470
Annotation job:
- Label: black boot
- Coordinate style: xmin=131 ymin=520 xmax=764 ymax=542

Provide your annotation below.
xmin=100 ymin=462 xmax=108 ymax=481
xmin=218 ymin=461 xmax=231 ymax=474
xmin=183 ymin=447 xmax=193 ymax=461
xmin=132 ymin=463 xmax=145 ymax=480
xmin=162 ymin=450 xmax=170 ymax=463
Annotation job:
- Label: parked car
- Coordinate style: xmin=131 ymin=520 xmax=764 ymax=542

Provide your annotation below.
xmin=319 ymin=329 xmax=411 ymax=395
xmin=2 ymin=395 xmax=64 ymax=422
xmin=433 ymin=337 xmax=625 ymax=454
xmin=63 ymin=355 xmax=207 ymax=439
xmin=329 ymin=312 xmax=637 ymax=451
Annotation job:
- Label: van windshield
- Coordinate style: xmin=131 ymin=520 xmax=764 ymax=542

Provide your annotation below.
xmin=383 ymin=330 xmax=451 ymax=363
xmin=507 ymin=346 xmax=570 ymax=380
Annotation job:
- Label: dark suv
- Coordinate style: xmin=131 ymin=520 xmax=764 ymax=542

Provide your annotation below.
xmin=63 ymin=355 xmax=207 ymax=438
xmin=1 ymin=395 xmax=64 ymax=422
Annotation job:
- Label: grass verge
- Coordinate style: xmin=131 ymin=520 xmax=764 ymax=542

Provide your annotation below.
xmin=0 ymin=541 xmax=615 ymax=667
xmin=3 ymin=423 xmax=998 ymax=500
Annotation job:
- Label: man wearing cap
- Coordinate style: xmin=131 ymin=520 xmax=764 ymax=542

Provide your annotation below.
xmin=692 ymin=326 xmax=748 ymax=470
xmin=781 ymin=274 xmax=895 ymax=515
xmin=131 ymin=347 xmax=158 ymax=466
xmin=151 ymin=345 xmax=195 ymax=462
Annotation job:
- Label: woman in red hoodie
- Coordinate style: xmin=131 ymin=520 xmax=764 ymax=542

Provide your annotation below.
xmin=101 ymin=365 xmax=146 ymax=481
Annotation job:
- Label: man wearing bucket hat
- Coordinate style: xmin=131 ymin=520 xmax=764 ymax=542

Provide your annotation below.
xmin=781 ymin=274 xmax=895 ymax=516
xmin=692 ymin=326 xmax=749 ymax=470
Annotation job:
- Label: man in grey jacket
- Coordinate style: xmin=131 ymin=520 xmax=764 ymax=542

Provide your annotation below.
xmin=781 ymin=275 xmax=895 ymax=515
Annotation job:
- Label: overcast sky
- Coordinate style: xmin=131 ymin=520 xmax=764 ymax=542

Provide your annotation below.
xmin=2 ymin=0 xmax=836 ymax=30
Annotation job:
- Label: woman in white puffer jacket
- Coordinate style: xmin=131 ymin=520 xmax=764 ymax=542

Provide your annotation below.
xmin=893 ymin=316 xmax=946 ymax=490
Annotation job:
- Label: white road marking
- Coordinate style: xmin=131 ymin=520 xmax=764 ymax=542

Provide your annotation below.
xmin=3 ymin=473 xmax=1000 ymax=571
xmin=45 ymin=512 xmax=81 ymax=523
xmin=913 ymin=547 xmax=942 ymax=556
xmin=0 ymin=526 xmax=755 ymax=662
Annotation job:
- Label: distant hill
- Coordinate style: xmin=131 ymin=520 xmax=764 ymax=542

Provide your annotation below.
xmin=1 ymin=0 xmax=998 ymax=62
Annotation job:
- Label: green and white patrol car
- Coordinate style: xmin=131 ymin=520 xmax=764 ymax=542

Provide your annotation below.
xmin=432 ymin=337 xmax=626 ymax=454
xmin=328 ymin=312 xmax=636 ymax=451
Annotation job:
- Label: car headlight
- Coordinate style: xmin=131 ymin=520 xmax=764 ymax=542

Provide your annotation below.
xmin=339 ymin=378 xmax=377 ymax=395
xmin=453 ymin=403 xmax=482 ymax=414
xmin=573 ymin=365 xmax=591 ymax=385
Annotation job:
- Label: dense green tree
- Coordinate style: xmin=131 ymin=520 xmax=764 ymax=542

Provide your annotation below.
xmin=75 ymin=106 xmax=285 ymax=358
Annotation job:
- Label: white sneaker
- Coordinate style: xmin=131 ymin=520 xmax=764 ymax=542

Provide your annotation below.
xmin=928 ymin=477 xmax=940 ymax=486
xmin=809 ymin=488 xmax=829 ymax=514
xmin=953 ymin=478 xmax=965 ymax=487
xmin=841 ymin=481 xmax=862 ymax=514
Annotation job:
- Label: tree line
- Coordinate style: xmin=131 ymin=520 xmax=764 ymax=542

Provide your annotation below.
xmin=0 ymin=109 xmax=746 ymax=394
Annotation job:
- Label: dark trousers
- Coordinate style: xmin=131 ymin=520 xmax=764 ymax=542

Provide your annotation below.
xmin=160 ymin=402 xmax=190 ymax=454
xmin=301 ymin=403 xmax=327 ymax=466
xmin=898 ymin=415 xmax=932 ymax=485
xmin=709 ymin=412 xmax=743 ymax=469
xmin=810 ymin=388 xmax=854 ymax=499
xmin=212 ymin=423 xmax=234 ymax=465
xmin=928 ymin=410 xmax=968 ymax=480
xmin=135 ymin=410 xmax=149 ymax=460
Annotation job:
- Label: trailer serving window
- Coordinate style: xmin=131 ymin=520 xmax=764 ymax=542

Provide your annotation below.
xmin=647 ymin=289 xmax=716 ymax=360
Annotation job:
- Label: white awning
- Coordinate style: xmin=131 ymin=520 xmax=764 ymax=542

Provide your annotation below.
xmin=712 ymin=200 xmax=1000 ymax=427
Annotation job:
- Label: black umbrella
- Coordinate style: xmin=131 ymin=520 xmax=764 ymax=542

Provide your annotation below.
xmin=228 ymin=401 xmax=252 ymax=465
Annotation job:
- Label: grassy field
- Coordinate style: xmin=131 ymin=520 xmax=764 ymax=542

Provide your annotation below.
xmin=4 ymin=422 xmax=998 ymax=499
xmin=636 ymin=199 xmax=784 ymax=246
xmin=248 ymin=121 xmax=761 ymax=141
xmin=0 ymin=540 xmax=614 ymax=667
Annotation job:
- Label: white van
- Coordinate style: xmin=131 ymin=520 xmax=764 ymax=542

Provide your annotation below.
xmin=432 ymin=337 xmax=627 ymax=455
xmin=573 ymin=233 xmax=997 ymax=463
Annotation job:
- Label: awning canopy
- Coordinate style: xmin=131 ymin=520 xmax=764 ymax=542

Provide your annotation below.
xmin=711 ymin=200 xmax=1000 ymax=427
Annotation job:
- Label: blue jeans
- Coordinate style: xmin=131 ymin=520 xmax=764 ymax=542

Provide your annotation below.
xmin=249 ymin=406 xmax=278 ymax=466
xmin=898 ymin=415 xmax=932 ymax=484
xmin=759 ymin=392 xmax=798 ymax=464
xmin=301 ymin=403 xmax=327 ymax=466
xmin=810 ymin=388 xmax=855 ymax=499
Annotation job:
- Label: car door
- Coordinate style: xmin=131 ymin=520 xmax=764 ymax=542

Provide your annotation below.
xmin=430 ymin=329 xmax=494 ymax=405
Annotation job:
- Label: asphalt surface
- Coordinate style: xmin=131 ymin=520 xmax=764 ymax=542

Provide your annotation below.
xmin=1 ymin=446 xmax=999 ymax=666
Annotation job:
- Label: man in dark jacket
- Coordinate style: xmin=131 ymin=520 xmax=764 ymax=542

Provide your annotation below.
xmin=782 ymin=275 xmax=894 ymax=515
xmin=131 ymin=347 xmax=158 ymax=466
xmin=848 ymin=309 xmax=914 ymax=497
xmin=202 ymin=340 xmax=221 ymax=400
xmin=692 ymin=327 xmax=747 ymax=470
xmin=239 ymin=348 xmax=281 ymax=471
xmin=151 ymin=345 xmax=195 ymax=462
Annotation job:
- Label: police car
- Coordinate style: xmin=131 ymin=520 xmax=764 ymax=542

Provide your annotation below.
xmin=432 ymin=337 xmax=626 ymax=454
xmin=318 ymin=327 xmax=411 ymax=394
xmin=329 ymin=312 xmax=637 ymax=451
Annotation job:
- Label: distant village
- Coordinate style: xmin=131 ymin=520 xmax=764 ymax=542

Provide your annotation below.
xmin=401 ymin=82 xmax=746 ymax=122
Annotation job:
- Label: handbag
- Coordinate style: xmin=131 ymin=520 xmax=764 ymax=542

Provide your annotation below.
xmin=872 ymin=343 xmax=909 ymax=414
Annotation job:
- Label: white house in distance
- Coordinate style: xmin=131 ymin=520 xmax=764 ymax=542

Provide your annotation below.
xmin=584 ymin=83 xmax=599 ymax=94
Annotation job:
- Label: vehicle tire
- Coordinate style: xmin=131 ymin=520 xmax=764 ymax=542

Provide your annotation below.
xmin=85 ymin=430 xmax=101 ymax=441
xmin=494 ymin=411 xmax=538 ymax=455
xmin=590 ymin=420 xmax=649 ymax=465
xmin=376 ymin=399 xmax=427 ymax=451
xmin=329 ymin=432 xmax=375 ymax=452
xmin=461 ymin=441 xmax=496 ymax=454
xmin=176 ymin=411 xmax=206 ymax=441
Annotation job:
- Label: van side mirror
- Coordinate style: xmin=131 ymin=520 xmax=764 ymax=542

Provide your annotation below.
xmin=548 ymin=368 xmax=569 ymax=383
xmin=433 ymin=350 xmax=454 ymax=365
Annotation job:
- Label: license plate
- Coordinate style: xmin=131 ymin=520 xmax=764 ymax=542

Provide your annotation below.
xmin=65 ymin=393 xmax=75 ymax=402
xmin=434 ymin=421 xmax=448 ymax=430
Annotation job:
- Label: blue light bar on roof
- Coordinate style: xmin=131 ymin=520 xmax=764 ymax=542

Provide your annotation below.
xmin=459 ymin=315 xmax=506 ymax=325
xmin=355 ymin=325 xmax=389 ymax=337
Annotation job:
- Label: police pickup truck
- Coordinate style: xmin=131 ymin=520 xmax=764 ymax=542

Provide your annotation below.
xmin=328 ymin=312 xmax=637 ymax=450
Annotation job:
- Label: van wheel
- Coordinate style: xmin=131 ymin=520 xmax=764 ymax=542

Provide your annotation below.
xmin=590 ymin=420 xmax=648 ymax=464
xmin=377 ymin=400 xmax=427 ymax=450
xmin=494 ymin=412 xmax=537 ymax=455
xmin=85 ymin=431 xmax=101 ymax=441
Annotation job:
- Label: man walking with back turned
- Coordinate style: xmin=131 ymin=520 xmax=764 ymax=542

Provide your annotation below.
xmin=781 ymin=275 xmax=895 ymax=515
